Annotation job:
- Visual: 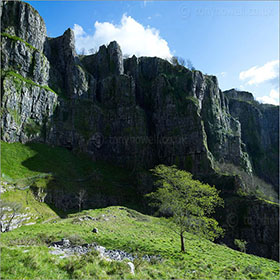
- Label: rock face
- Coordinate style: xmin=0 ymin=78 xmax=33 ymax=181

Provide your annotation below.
xmin=1 ymin=0 xmax=46 ymax=52
xmin=1 ymin=0 xmax=279 ymax=260
xmin=1 ymin=1 xmax=57 ymax=143
xmin=224 ymin=89 xmax=279 ymax=190
xmin=219 ymin=196 xmax=279 ymax=261
xmin=0 ymin=0 xmax=255 ymax=178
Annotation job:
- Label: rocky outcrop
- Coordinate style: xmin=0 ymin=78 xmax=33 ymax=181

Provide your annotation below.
xmin=82 ymin=41 xmax=124 ymax=79
xmin=224 ymin=89 xmax=279 ymax=190
xmin=45 ymin=28 xmax=95 ymax=99
xmin=1 ymin=33 xmax=50 ymax=85
xmin=0 ymin=0 xmax=253 ymax=179
xmin=1 ymin=1 xmax=57 ymax=143
xmin=224 ymin=89 xmax=255 ymax=102
xmin=49 ymin=238 xmax=160 ymax=267
xmin=1 ymin=0 xmax=277 ymax=189
xmin=219 ymin=196 xmax=279 ymax=261
xmin=1 ymin=75 xmax=57 ymax=143
xmin=1 ymin=0 xmax=46 ymax=52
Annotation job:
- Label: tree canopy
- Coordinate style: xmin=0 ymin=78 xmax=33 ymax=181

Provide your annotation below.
xmin=146 ymin=165 xmax=224 ymax=252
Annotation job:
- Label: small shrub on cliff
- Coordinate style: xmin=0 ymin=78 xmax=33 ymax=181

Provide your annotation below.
xmin=234 ymin=239 xmax=247 ymax=253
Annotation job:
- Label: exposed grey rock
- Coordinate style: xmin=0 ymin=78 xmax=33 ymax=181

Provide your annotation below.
xmin=107 ymin=41 xmax=124 ymax=75
xmin=1 ymin=75 xmax=57 ymax=143
xmin=92 ymin=227 xmax=98 ymax=233
xmin=127 ymin=262 xmax=135 ymax=275
xmin=1 ymin=36 xmax=50 ymax=85
xmin=1 ymin=0 xmax=47 ymax=51
xmin=82 ymin=41 xmax=124 ymax=80
xmin=49 ymin=240 xmax=161 ymax=264
xmin=200 ymin=77 xmax=252 ymax=172
xmin=224 ymin=88 xmax=254 ymax=102
xmin=225 ymin=89 xmax=279 ymax=189
xmin=45 ymin=28 xmax=96 ymax=99
xmin=0 ymin=207 xmax=37 ymax=232
xmin=221 ymin=196 xmax=279 ymax=261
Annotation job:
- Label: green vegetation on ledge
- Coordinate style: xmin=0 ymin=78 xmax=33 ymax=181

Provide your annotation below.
xmin=2 ymin=70 xmax=57 ymax=95
xmin=1 ymin=32 xmax=37 ymax=51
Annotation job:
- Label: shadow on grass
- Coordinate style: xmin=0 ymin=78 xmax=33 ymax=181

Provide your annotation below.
xmin=21 ymin=142 xmax=149 ymax=218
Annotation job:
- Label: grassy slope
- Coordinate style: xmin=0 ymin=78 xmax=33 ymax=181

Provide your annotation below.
xmin=1 ymin=206 xmax=279 ymax=279
xmin=1 ymin=142 xmax=59 ymax=222
xmin=1 ymin=141 xmax=132 ymax=188
xmin=1 ymin=141 xmax=141 ymax=219
xmin=1 ymin=142 xmax=279 ymax=279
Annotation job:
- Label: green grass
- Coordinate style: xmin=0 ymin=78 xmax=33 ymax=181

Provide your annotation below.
xmin=2 ymin=188 xmax=58 ymax=223
xmin=1 ymin=142 xmax=279 ymax=278
xmin=1 ymin=206 xmax=279 ymax=279
xmin=185 ymin=96 xmax=199 ymax=107
xmin=1 ymin=141 xmax=141 ymax=215
xmin=1 ymin=141 xmax=127 ymax=184
xmin=2 ymin=70 xmax=57 ymax=95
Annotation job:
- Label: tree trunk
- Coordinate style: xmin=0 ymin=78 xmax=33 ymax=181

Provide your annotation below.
xmin=180 ymin=232 xmax=185 ymax=252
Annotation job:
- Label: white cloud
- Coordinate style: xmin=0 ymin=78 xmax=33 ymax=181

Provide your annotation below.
xmin=220 ymin=72 xmax=227 ymax=77
xmin=239 ymin=60 xmax=279 ymax=105
xmin=73 ymin=24 xmax=86 ymax=37
xmin=73 ymin=14 xmax=172 ymax=59
xmin=239 ymin=60 xmax=279 ymax=86
xmin=257 ymin=88 xmax=279 ymax=105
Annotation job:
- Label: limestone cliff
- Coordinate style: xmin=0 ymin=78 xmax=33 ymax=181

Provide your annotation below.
xmin=1 ymin=0 xmax=57 ymax=143
xmin=1 ymin=0 xmax=279 ymax=195
xmin=224 ymin=89 xmax=279 ymax=190
xmin=1 ymin=0 xmax=278 ymax=195
xmin=1 ymin=0 xmax=279 ymax=260
xmin=0 ymin=0 xmax=255 ymax=180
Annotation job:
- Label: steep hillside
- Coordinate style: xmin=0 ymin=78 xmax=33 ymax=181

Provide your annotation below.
xmin=1 ymin=141 xmax=279 ymax=261
xmin=1 ymin=206 xmax=279 ymax=279
xmin=0 ymin=0 xmax=279 ymax=262
xmin=1 ymin=141 xmax=143 ymax=222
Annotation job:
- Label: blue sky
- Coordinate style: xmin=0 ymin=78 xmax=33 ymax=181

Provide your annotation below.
xmin=26 ymin=0 xmax=279 ymax=104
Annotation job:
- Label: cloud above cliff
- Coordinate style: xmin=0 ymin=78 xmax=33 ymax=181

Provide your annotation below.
xmin=73 ymin=14 xmax=172 ymax=59
xmin=257 ymin=88 xmax=279 ymax=105
xmin=239 ymin=60 xmax=279 ymax=86
xmin=239 ymin=60 xmax=279 ymax=105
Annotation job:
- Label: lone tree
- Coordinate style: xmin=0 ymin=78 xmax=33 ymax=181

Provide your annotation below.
xmin=76 ymin=189 xmax=87 ymax=212
xmin=171 ymin=56 xmax=185 ymax=67
xmin=186 ymin=59 xmax=195 ymax=71
xmin=146 ymin=165 xmax=224 ymax=252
